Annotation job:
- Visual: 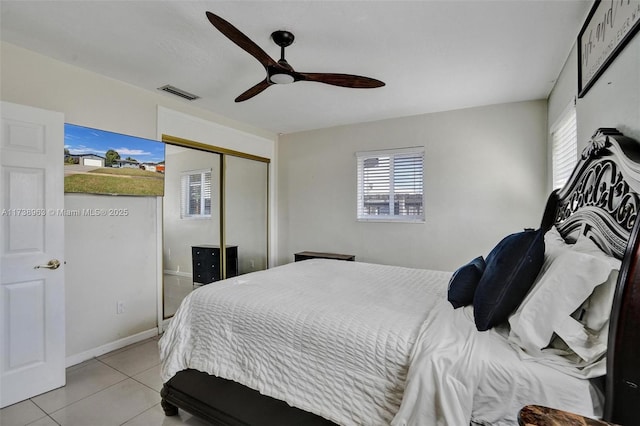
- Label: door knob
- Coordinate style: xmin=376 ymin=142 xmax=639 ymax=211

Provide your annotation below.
xmin=34 ymin=259 xmax=61 ymax=270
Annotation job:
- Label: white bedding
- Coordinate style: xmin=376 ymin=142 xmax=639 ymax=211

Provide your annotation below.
xmin=392 ymin=303 xmax=601 ymax=426
xmin=160 ymin=259 xmax=450 ymax=426
xmin=159 ymin=259 xmax=600 ymax=426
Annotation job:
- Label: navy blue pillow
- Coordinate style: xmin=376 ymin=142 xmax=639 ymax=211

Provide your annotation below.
xmin=473 ymin=229 xmax=545 ymax=331
xmin=447 ymin=256 xmax=486 ymax=308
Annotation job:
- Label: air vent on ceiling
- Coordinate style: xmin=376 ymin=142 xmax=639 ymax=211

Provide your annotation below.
xmin=157 ymin=85 xmax=200 ymax=101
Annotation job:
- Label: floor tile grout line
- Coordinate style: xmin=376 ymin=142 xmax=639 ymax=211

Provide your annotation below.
xmin=97 ymin=338 xmax=159 ymax=362
xmin=28 ymin=398 xmax=54 ymax=418
xmin=41 ymin=352 xmax=161 ymax=413
xmin=45 ymin=375 xmax=131 ymax=417
xmin=128 ymin=375 xmax=161 ymax=395
xmin=45 ymin=377 xmax=163 ymax=426
xmin=22 ymin=411 xmax=61 ymax=426
xmin=117 ymin=402 xmax=161 ymax=426
xmin=41 ymin=413 xmax=61 ymax=426
xmin=2 ymin=338 xmax=163 ymax=425
xmin=95 ymin=357 xmax=162 ymax=380
xmin=31 ymin=356 xmax=132 ymax=415
xmin=95 ymin=357 xmax=134 ymax=378
xmin=12 ymin=399 xmax=49 ymax=426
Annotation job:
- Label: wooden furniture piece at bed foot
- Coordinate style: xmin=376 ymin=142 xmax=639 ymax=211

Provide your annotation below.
xmin=294 ymin=251 xmax=355 ymax=262
xmin=518 ymin=405 xmax=618 ymax=426
xmin=161 ymin=369 xmax=339 ymax=426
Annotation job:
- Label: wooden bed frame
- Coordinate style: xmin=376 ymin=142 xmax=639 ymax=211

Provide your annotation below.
xmin=161 ymin=128 xmax=640 ymax=425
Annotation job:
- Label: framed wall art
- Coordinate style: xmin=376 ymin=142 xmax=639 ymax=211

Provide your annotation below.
xmin=578 ymin=0 xmax=640 ymax=98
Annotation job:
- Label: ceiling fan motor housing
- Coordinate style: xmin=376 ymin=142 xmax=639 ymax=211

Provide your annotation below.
xmin=271 ymin=30 xmax=295 ymax=48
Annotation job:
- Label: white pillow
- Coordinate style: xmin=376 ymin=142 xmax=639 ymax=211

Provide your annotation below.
xmin=544 ymin=225 xmax=567 ymax=248
xmin=508 ymin=236 xmax=619 ymax=361
xmin=512 ymin=227 xmax=571 ymax=316
xmin=570 ymin=236 xmax=620 ymax=332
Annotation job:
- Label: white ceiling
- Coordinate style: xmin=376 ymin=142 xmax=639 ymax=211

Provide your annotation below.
xmin=0 ymin=1 xmax=591 ymax=135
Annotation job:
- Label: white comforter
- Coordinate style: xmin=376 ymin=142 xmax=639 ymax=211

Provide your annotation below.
xmin=160 ymin=259 xmax=600 ymax=425
xmin=392 ymin=303 xmax=601 ymax=426
xmin=160 ymin=259 xmax=449 ymax=426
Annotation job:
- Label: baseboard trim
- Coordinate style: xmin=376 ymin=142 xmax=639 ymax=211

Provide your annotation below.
xmin=65 ymin=327 xmax=160 ymax=368
xmin=163 ymin=269 xmax=192 ymax=278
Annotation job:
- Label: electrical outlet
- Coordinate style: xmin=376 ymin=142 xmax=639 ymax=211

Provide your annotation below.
xmin=250 ymin=260 xmax=255 ymax=268
xmin=117 ymin=300 xmax=125 ymax=314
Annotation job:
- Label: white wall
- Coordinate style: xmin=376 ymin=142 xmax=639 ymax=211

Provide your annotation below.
xmin=277 ymin=101 xmax=548 ymax=271
xmin=63 ymin=195 xmax=157 ymax=357
xmin=1 ymin=41 xmax=276 ymax=363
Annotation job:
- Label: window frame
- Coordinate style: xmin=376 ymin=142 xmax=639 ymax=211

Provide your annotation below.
xmin=180 ymin=168 xmax=212 ymax=219
xmin=356 ymin=146 xmax=425 ymax=223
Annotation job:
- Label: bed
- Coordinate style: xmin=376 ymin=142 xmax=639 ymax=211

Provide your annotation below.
xmin=159 ymin=128 xmax=640 ymax=425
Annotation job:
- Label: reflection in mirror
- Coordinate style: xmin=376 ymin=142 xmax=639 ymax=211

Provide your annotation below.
xmin=225 ymin=156 xmax=269 ymax=275
xmin=161 ymin=141 xmax=270 ymax=319
xmin=163 ymin=145 xmax=221 ymax=318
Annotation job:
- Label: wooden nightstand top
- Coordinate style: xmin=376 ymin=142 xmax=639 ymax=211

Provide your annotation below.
xmin=518 ymin=405 xmax=617 ymax=426
xmin=294 ymin=251 xmax=355 ymax=262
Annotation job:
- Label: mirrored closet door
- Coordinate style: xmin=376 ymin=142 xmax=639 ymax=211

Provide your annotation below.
xmin=161 ymin=138 xmax=269 ymax=319
xmin=162 ymin=145 xmax=222 ymax=318
xmin=224 ymin=155 xmax=268 ymax=276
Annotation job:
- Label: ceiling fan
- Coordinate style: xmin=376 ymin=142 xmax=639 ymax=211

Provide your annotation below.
xmin=205 ymin=11 xmax=385 ymax=102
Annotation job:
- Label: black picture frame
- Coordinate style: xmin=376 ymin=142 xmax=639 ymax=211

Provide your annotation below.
xmin=577 ymin=0 xmax=640 ymax=98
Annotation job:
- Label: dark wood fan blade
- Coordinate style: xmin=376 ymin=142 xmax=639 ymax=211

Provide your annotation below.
xmin=206 ymin=11 xmax=277 ymax=68
xmin=235 ymin=79 xmax=272 ymax=102
xmin=297 ymin=73 xmax=385 ymax=88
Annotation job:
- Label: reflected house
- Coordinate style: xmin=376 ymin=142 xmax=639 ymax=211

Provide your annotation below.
xmin=140 ymin=162 xmax=165 ymax=173
xmin=65 ymin=153 xmax=106 ymax=167
xmin=111 ymin=159 xmax=139 ymax=168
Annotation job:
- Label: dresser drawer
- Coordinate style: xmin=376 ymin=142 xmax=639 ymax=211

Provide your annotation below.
xmin=192 ymin=245 xmax=238 ymax=284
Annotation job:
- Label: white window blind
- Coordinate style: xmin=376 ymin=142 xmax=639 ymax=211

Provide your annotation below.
xmin=356 ymin=147 xmax=425 ymax=222
xmin=551 ymin=103 xmax=577 ymax=189
xmin=181 ymin=169 xmax=212 ymax=218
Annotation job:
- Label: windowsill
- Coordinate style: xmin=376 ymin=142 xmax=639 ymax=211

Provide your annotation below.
xmin=180 ymin=215 xmax=212 ymax=220
xmin=357 ymin=217 xmax=425 ymax=224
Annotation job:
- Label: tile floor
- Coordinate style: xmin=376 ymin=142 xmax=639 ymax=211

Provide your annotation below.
xmin=0 ymin=336 xmax=210 ymax=426
xmin=163 ymin=273 xmax=195 ymax=318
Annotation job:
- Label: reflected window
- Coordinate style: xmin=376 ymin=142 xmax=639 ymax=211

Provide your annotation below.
xmin=181 ymin=169 xmax=212 ymax=218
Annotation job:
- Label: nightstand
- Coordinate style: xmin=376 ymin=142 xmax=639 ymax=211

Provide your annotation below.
xmin=294 ymin=251 xmax=355 ymax=262
xmin=518 ymin=405 xmax=617 ymax=426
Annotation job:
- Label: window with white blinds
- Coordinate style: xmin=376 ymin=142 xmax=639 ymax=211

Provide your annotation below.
xmin=551 ymin=103 xmax=577 ymax=190
xmin=356 ymin=147 xmax=425 ymax=222
xmin=180 ymin=169 xmax=212 ymax=218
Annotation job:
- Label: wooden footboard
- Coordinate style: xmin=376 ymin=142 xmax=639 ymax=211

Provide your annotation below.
xmin=161 ymin=369 xmax=338 ymax=426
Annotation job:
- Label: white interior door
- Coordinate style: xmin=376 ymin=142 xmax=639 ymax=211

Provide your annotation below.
xmin=0 ymin=102 xmax=65 ymax=408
